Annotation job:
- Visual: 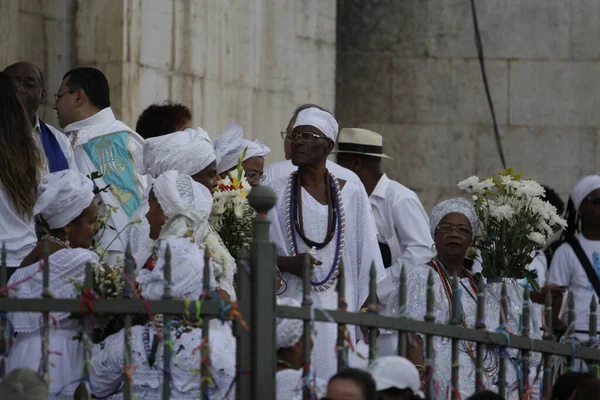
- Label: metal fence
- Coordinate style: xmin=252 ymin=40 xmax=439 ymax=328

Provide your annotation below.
xmin=0 ymin=185 xmax=599 ymax=399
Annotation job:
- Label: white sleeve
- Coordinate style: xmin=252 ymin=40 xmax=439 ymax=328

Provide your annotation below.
xmin=547 ymin=243 xmax=574 ymax=287
xmin=89 ymin=331 xmax=125 ymax=398
xmin=393 ymin=195 xmax=435 ymax=269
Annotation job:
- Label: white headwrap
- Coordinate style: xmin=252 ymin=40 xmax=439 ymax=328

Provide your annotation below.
xmin=152 ymin=170 xmax=213 ymax=243
xmin=276 ymin=298 xmax=303 ymax=349
xmin=33 ymin=170 xmax=95 ymax=229
xmin=143 ymin=128 xmax=216 ymax=178
xmin=570 ymin=175 xmax=600 ymax=211
xmin=429 ymin=198 xmax=479 ymax=237
xmin=136 ymin=236 xmax=215 ymax=300
xmin=243 ymin=139 xmax=270 ymax=161
xmin=293 ymin=107 xmax=339 ymax=142
xmin=213 ymin=120 xmax=245 ymax=174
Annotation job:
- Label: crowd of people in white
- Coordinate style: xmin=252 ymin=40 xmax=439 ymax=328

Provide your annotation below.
xmin=1 ymin=62 xmax=599 ymax=400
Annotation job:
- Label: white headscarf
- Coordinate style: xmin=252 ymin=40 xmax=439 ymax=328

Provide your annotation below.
xmin=429 ymin=198 xmax=479 ymax=237
xmin=136 ymin=236 xmax=216 ymax=300
xmin=213 ymin=120 xmax=244 ymax=174
xmin=276 ymin=298 xmax=303 ymax=349
xmin=143 ymin=128 xmax=216 ymax=178
xmin=570 ymin=175 xmax=600 ymax=211
xmin=33 ymin=170 xmax=95 ymax=229
xmin=152 ymin=170 xmax=213 ymax=243
xmin=293 ymin=107 xmax=339 ymax=142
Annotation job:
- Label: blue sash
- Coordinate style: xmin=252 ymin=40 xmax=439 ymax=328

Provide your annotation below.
xmin=39 ymin=120 xmax=69 ymax=172
xmin=82 ymin=131 xmax=141 ymax=218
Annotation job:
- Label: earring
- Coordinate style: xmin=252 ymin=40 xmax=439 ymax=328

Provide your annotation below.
xmin=431 ymin=243 xmax=437 ymax=255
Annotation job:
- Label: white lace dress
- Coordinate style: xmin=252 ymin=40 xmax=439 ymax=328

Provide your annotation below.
xmin=267 ymin=177 xmax=386 ymax=382
xmin=89 ymin=324 xmax=237 ymax=399
xmin=276 ymin=369 xmax=327 ymax=400
xmin=6 ymin=248 xmax=99 ymax=399
xmin=391 ymin=265 xmax=480 ymax=399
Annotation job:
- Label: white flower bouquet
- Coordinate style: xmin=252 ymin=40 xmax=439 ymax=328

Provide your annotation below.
xmin=458 ymin=168 xmax=566 ymax=289
xmin=209 ymin=154 xmax=256 ymax=260
xmin=70 ymin=260 xmax=146 ymax=343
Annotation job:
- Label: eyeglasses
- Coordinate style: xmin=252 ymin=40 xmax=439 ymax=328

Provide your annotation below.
xmin=281 ymin=131 xmax=328 ymax=142
xmin=244 ymin=170 xmax=266 ymax=183
xmin=436 ymin=224 xmax=473 ymax=236
xmin=588 ymin=196 xmax=600 ymax=206
xmin=53 ymin=89 xmax=78 ymax=102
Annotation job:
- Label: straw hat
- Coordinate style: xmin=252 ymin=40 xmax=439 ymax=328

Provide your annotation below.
xmin=334 ymin=128 xmax=392 ymax=159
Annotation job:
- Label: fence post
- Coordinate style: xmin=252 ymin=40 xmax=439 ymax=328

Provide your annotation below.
xmin=201 ymin=248 xmax=212 ymax=399
xmin=123 ymin=244 xmax=135 ymax=400
xmin=397 ymin=266 xmax=407 ymax=357
xmin=41 ymin=240 xmax=50 ymax=385
xmin=235 ymin=251 xmax=252 ymax=399
xmin=247 ymin=185 xmax=277 ymax=400
xmin=424 ymin=270 xmax=435 ymax=400
xmin=337 ymin=259 xmax=347 ymax=371
xmin=450 ymin=271 xmax=460 ymax=400
xmin=542 ymin=290 xmax=554 ymax=399
xmin=521 ymin=287 xmax=531 ymax=398
xmin=475 ymin=278 xmax=485 ymax=392
xmin=498 ymin=282 xmax=508 ymax=398
xmin=0 ymin=244 xmax=7 ymax=378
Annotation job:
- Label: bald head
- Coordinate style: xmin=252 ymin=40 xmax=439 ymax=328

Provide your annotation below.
xmin=4 ymin=62 xmax=45 ymax=123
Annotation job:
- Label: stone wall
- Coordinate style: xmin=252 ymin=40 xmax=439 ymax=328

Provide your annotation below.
xmin=336 ymin=0 xmax=600 ymax=211
xmin=0 ymin=0 xmax=336 ymax=162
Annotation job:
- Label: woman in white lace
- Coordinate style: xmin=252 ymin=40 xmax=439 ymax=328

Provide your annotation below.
xmin=213 ymin=119 xmax=270 ymax=187
xmin=391 ymin=198 xmax=482 ymax=398
xmin=275 ymin=298 xmax=326 ymax=400
xmin=86 ymin=235 xmax=237 ymax=399
xmin=7 ymin=170 xmax=100 ymax=400
xmin=144 ymin=170 xmax=235 ymax=300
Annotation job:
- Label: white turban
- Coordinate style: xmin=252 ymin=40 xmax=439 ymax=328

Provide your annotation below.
xmin=570 ymin=175 xmax=600 ymax=211
xmin=143 ymin=128 xmax=216 ymax=178
xmin=243 ymin=139 xmax=270 ymax=160
xmin=152 ymin=170 xmax=213 ymax=242
xmin=293 ymin=107 xmax=339 ymax=142
xmin=136 ymin=236 xmax=216 ymax=300
xmin=276 ymin=298 xmax=303 ymax=349
xmin=213 ymin=120 xmax=244 ymax=174
xmin=430 ymin=198 xmax=479 ymax=237
xmin=34 ymin=170 xmax=95 ymax=229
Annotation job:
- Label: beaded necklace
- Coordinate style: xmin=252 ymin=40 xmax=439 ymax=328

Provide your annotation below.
xmin=285 ymin=171 xmax=345 ymax=292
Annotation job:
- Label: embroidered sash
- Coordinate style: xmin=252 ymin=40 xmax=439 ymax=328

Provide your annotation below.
xmin=39 ymin=120 xmax=69 ymax=172
xmin=82 ymin=131 xmax=141 ymax=218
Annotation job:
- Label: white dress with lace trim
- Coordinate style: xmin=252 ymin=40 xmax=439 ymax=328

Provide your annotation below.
xmin=276 ymin=369 xmax=327 ymax=400
xmin=6 ymin=248 xmax=98 ymax=398
xmin=89 ymin=324 xmax=237 ymax=399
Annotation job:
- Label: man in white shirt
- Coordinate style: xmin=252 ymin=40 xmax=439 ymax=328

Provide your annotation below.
xmin=4 ymin=62 xmax=75 ymax=174
xmin=335 ymin=128 xmax=434 ymax=356
xmin=53 ymin=67 xmax=147 ymax=263
xmin=548 ymin=175 xmax=600 ymax=340
xmin=263 ymin=103 xmax=364 ymax=187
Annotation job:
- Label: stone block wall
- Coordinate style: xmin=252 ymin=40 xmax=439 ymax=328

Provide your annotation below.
xmin=336 ymin=0 xmax=600 ymax=211
xmin=0 ymin=0 xmax=337 ymax=163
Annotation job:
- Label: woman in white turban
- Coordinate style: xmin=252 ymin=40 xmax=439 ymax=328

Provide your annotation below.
xmin=87 ymin=235 xmax=236 ymax=399
xmin=213 ymin=120 xmax=270 ymax=187
xmin=145 ymin=170 xmax=235 ymax=300
xmin=275 ymin=298 xmax=327 ymax=400
xmin=390 ymin=198 xmax=481 ymax=398
xmin=7 ymin=170 xmax=100 ymax=399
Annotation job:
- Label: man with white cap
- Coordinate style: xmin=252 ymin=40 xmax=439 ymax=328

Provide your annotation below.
xmin=213 ymin=120 xmax=271 ymax=187
xmin=370 ymin=356 xmax=424 ymax=400
xmin=263 ymin=103 xmax=365 ymax=188
xmin=335 ymin=128 xmax=433 ymax=356
xmin=548 ymin=175 xmax=600 ymax=339
xmin=267 ymin=107 xmax=385 ymax=381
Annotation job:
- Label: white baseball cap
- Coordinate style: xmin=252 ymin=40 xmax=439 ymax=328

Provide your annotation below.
xmin=369 ymin=356 xmax=424 ymax=399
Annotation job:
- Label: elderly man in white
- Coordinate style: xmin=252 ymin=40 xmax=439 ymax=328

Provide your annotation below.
xmin=267 ymin=107 xmax=385 ymax=381
xmin=335 ymin=128 xmax=434 ymax=355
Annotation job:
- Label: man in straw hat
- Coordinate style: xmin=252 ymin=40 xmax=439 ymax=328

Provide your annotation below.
xmin=335 ymin=128 xmax=433 ymax=356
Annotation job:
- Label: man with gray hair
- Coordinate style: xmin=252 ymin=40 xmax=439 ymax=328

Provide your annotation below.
xmin=267 ymin=107 xmax=385 ymax=381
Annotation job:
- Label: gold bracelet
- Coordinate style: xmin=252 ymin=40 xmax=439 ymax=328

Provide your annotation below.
xmin=360 ymin=307 xmax=369 ymax=313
